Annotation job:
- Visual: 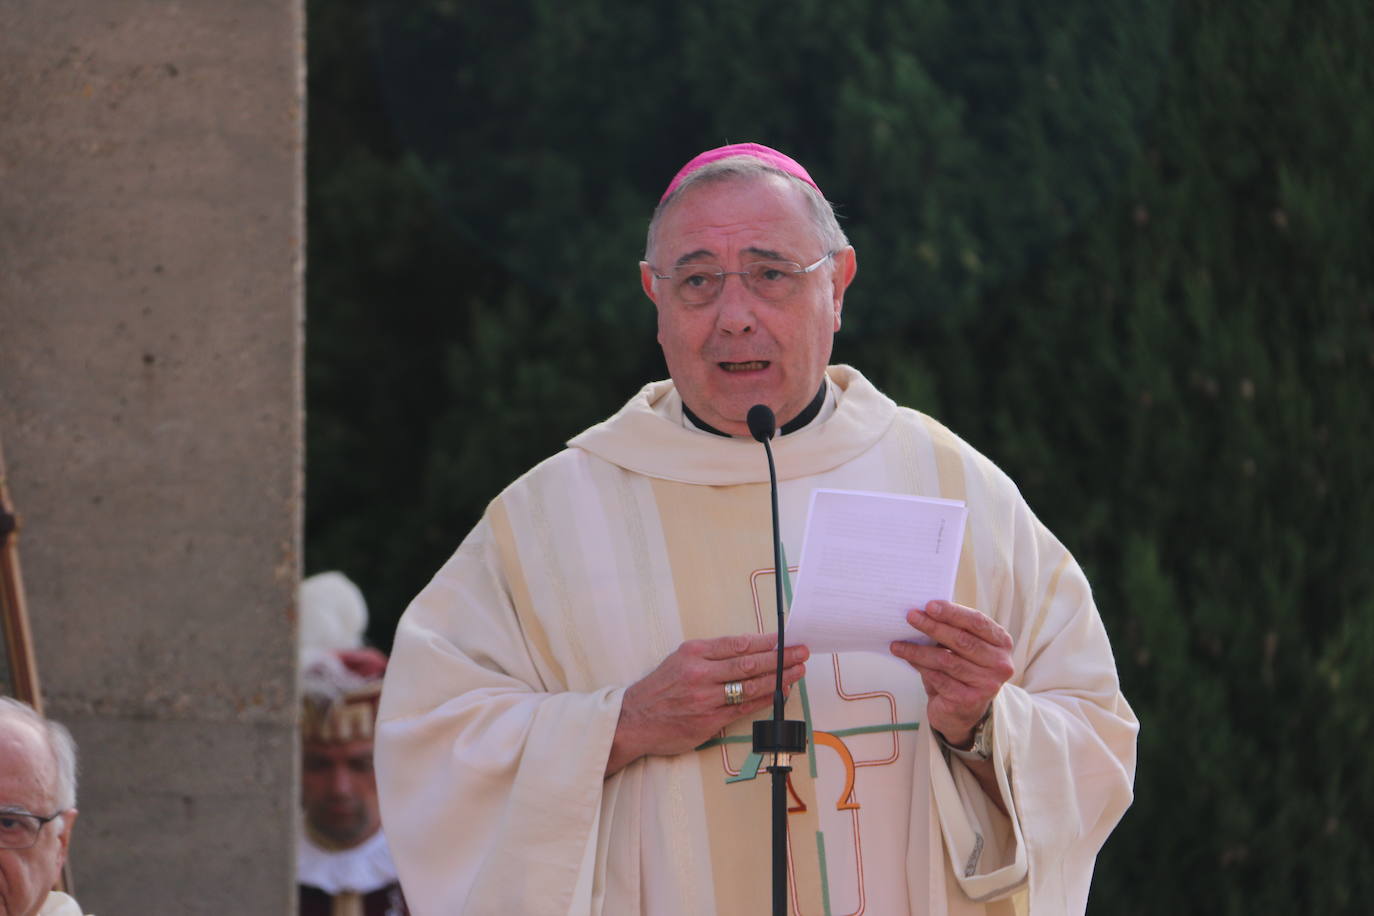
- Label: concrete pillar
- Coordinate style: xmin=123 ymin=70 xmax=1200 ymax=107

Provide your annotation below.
xmin=0 ymin=1 xmax=303 ymax=912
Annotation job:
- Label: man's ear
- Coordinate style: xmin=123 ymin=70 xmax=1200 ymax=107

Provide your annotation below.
xmin=830 ymin=246 xmax=857 ymax=331
xmin=56 ymin=808 xmax=78 ymax=863
xmin=642 ymin=262 xmax=667 ymax=346
xmin=640 ymin=261 xmax=659 ymax=304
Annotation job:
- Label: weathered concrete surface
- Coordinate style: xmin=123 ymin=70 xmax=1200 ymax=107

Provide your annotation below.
xmin=0 ymin=1 xmax=303 ymax=912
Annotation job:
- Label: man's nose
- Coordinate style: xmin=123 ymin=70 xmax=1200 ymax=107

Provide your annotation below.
xmin=330 ymin=765 xmax=355 ymax=795
xmin=714 ymin=274 xmax=756 ymax=334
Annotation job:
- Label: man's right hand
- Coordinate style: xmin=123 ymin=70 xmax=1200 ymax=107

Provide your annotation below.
xmin=605 ymin=633 xmax=809 ymax=776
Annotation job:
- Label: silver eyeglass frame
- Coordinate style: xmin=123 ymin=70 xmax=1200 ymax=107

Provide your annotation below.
xmin=649 ymin=250 xmax=837 ymax=304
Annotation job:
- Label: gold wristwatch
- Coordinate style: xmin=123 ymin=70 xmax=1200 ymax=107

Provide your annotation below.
xmin=937 ymin=707 xmax=993 ymax=762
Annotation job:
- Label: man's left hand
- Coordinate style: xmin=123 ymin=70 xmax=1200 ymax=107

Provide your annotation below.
xmin=890 ymin=600 xmax=1015 ymax=748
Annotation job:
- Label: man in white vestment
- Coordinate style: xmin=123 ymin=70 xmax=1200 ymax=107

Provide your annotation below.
xmin=376 ymin=143 xmax=1138 ymax=915
xmin=0 ymin=698 xmax=91 ymax=916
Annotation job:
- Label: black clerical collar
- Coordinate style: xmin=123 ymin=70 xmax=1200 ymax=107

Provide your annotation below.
xmin=682 ymin=381 xmax=828 ymax=439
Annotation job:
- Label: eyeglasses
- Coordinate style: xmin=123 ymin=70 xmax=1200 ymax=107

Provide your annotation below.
xmin=0 ymin=809 xmax=63 ymax=850
xmin=651 ymin=251 xmax=837 ymax=305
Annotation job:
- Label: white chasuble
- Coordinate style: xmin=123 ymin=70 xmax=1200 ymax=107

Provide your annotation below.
xmin=376 ymin=366 xmax=1137 ymax=916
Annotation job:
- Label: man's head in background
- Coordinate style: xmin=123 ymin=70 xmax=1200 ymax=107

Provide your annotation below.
xmin=298 ymin=571 xmax=386 ymax=851
xmin=300 ymin=648 xmax=387 ymax=850
xmin=0 ymin=697 xmax=78 ymax=916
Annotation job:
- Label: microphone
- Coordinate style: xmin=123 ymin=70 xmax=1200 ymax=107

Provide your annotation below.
xmin=747 ymin=403 xmax=807 ymax=916
xmin=747 ymin=404 xmax=776 ymax=443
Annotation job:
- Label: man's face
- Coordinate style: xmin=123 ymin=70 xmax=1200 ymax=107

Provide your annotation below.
xmin=0 ymin=718 xmax=75 ymax=916
xmin=641 ymin=174 xmax=857 ymax=437
xmin=301 ymin=739 xmax=382 ymax=849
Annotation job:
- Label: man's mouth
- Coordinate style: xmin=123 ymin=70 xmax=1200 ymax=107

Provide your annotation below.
xmin=719 ymin=360 xmax=769 ymax=372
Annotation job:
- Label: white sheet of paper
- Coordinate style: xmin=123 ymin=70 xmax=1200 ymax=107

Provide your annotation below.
xmin=784 ymin=488 xmax=967 ymax=654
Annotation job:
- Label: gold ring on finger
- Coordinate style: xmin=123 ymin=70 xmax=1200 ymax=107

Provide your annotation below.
xmin=724 ymin=680 xmax=745 ymax=706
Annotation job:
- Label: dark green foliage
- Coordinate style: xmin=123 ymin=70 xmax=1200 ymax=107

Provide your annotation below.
xmin=307 ymin=0 xmax=1374 ymax=909
xmin=933 ymin=1 xmax=1374 ymax=910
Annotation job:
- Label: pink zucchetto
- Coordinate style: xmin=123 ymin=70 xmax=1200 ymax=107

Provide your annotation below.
xmin=659 ymin=142 xmax=823 ymax=203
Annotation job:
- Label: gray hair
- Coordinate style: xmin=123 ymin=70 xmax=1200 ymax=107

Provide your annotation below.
xmin=0 ymin=696 xmax=78 ymax=811
xmin=645 ymin=156 xmax=849 ymax=263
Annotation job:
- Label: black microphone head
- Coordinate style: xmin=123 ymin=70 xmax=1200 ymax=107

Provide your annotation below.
xmin=747 ymin=404 xmax=776 ymax=443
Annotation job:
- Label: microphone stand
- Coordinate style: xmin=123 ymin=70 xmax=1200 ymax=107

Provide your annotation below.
xmin=747 ymin=406 xmax=808 ymax=916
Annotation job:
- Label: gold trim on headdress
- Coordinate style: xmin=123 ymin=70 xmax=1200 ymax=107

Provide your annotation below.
xmin=302 ymin=680 xmax=382 ymax=744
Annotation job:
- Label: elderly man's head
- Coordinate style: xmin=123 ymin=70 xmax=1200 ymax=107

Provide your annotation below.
xmin=0 ymin=698 xmax=78 ymax=916
xmin=641 ymin=145 xmax=857 ymax=437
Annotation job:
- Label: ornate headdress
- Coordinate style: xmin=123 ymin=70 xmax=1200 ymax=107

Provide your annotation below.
xmin=298 ymin=572 xmax=387 ymax=743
